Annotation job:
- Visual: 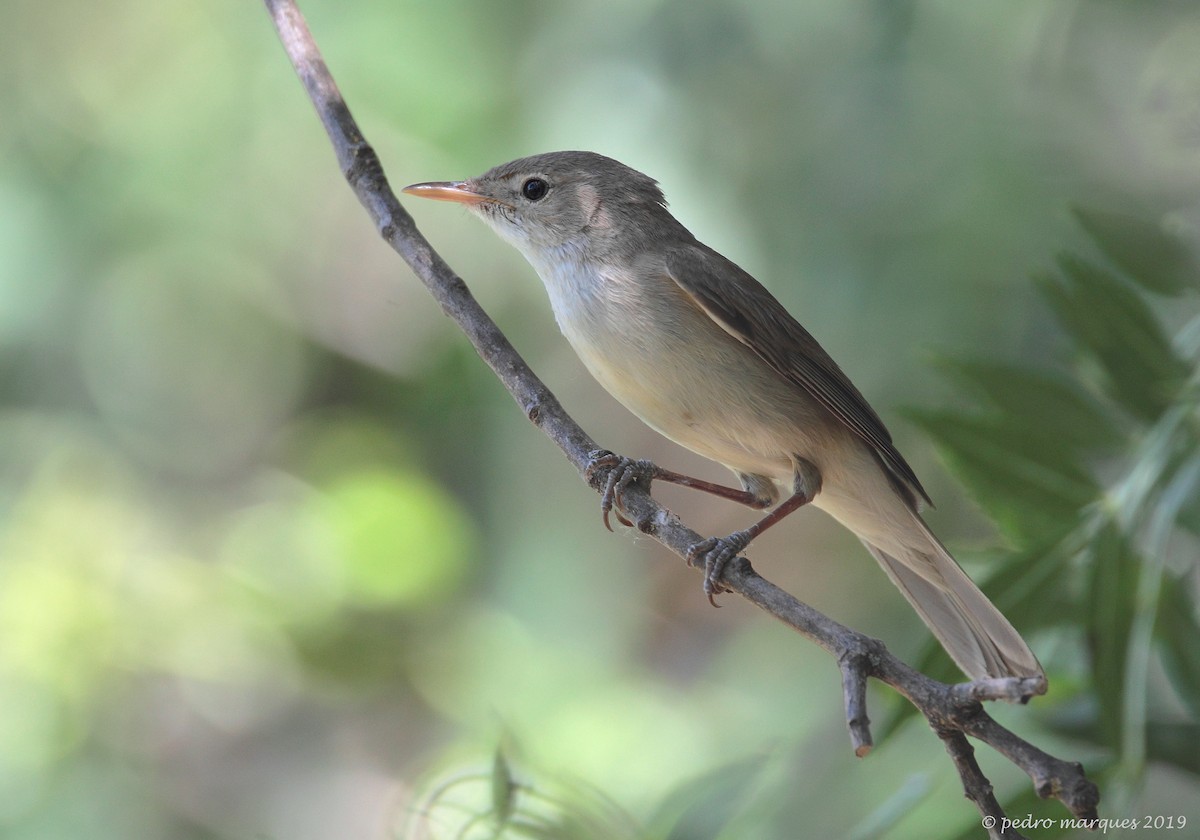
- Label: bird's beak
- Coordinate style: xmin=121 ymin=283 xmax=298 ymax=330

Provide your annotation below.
xmin=401 ymin=180 xmax=493 ymax=206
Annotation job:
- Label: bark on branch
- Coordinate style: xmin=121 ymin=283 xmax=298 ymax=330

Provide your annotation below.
xmin=262 ymin=2 xmax=1101 ymax=836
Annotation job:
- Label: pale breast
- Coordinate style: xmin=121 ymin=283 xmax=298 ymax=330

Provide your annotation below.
xmin=536 ymin=258 xmax=837 ymax=481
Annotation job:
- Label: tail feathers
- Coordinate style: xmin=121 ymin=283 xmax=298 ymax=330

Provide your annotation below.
xmin=863 ymin=525 xmax=1043 ymax=682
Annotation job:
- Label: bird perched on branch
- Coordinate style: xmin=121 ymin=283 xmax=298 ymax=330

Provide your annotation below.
xmin=404 ymin=151 xmax=1043 ymax=685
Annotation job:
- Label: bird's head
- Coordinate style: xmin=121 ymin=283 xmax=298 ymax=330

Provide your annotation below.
xmin=403 ymin=151 xmax=677 ymax=260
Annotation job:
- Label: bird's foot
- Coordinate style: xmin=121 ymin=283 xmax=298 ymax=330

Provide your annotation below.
xmin=686 ymin=529 xmax=753 ymax=606
xmin=585 ymin=450 xmax=658 ymax=530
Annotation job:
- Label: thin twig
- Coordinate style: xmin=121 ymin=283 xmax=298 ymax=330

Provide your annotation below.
xmin=261 ymin=2 xmax=1101 ymax=835
xmin=935 ymin=728 xmax=1018 ymax=840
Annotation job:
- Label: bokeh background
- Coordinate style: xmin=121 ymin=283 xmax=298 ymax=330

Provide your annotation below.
xmin=1 ymin=1 xmax=1198 ymax=838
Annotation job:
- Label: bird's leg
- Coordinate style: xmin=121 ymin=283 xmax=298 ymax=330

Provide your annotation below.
xmin=687 ymin=457 xmax=822 ymax=605
xmin=585 ymin=450 xmax=771 ymax=531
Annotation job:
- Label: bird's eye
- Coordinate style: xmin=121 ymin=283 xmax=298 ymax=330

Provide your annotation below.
xmin=521 ymin=177 xmax=548 ymax=201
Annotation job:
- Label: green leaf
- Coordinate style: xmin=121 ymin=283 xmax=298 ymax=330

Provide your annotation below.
xmin=1145 ymin=722 xmax=1200 ymax=775
xmin=1157 ymin=574 xmax=1200 ymax=722
xmin=647 ymin=756 xmax=768 ymax=840
xmin=1072 ymin=205 xmax=1197 ymax=297
xmin=973 ymin=541 xmax=1074 ymax=634
xmin=845 ymin=774 xmax=934 ymax=840
xmin=906 ymin=409 xmax=1098 ymax=547
xmin=1083 ymin=520 xmax=1140 ymax=750
xmin=1048 ymin=713 xmax=1199 ymax=777
xmin=1038 ymin=256 xmax=1188 ymax=421
xmin=1178 ymin=499 xmax=1200 ymax=537
xmin=932 ymin=357 xmax=1124 ymax=457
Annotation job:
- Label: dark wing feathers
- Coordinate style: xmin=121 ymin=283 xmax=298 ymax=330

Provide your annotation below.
xmin=664 ymin=244 xmax=933 ymax=508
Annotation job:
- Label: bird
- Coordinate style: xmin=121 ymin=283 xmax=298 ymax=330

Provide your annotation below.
xmin=403 ymin=150 xmax=1044 ymax=684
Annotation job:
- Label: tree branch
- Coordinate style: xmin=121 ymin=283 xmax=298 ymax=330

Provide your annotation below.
xmin=262 ymin=2 xmax=1101 ymax=835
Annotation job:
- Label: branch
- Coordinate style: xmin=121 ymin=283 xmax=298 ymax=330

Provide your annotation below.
xmin=262 ymin=3 xmax=1101 ymax=835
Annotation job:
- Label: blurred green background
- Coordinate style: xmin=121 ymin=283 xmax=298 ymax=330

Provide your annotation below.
xmin=1 ymin=1 xmax=1198 ymax=838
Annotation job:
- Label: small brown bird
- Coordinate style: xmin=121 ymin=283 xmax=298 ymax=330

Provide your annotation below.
xmin=404 ymin=151 xmax=1044 ymax=684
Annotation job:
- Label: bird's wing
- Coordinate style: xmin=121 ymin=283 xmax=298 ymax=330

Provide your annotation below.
xmin=663 ymin=243 xmax=932 ymax=508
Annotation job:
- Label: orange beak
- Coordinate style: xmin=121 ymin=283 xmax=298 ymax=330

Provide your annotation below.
xmin=401 ymin=180 xmax=494 ymax=206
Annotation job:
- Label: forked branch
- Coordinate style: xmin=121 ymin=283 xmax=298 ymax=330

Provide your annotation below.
xmin=262 ymin=3 xmax=1100 ymax=836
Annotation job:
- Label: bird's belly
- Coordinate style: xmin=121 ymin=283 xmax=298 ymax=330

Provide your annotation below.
xmin=564 ymin=318 xmax=837 ymax=482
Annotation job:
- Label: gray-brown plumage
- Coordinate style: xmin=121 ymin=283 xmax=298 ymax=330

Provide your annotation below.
xmin=404 ymin=151 xmax=1043 ymax=683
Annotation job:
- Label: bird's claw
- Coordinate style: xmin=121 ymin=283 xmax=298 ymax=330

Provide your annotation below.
xmin=586 ymin=452 xmax=753 ymax=605
xmin=585 ymin=450 xmax=655 ymax=531
xmin=686 ymin=530 xmax=753 ymax=606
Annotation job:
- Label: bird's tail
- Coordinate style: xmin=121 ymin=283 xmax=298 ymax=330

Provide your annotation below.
xmin=861 ymin=512 xmax=1043 ymax=682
